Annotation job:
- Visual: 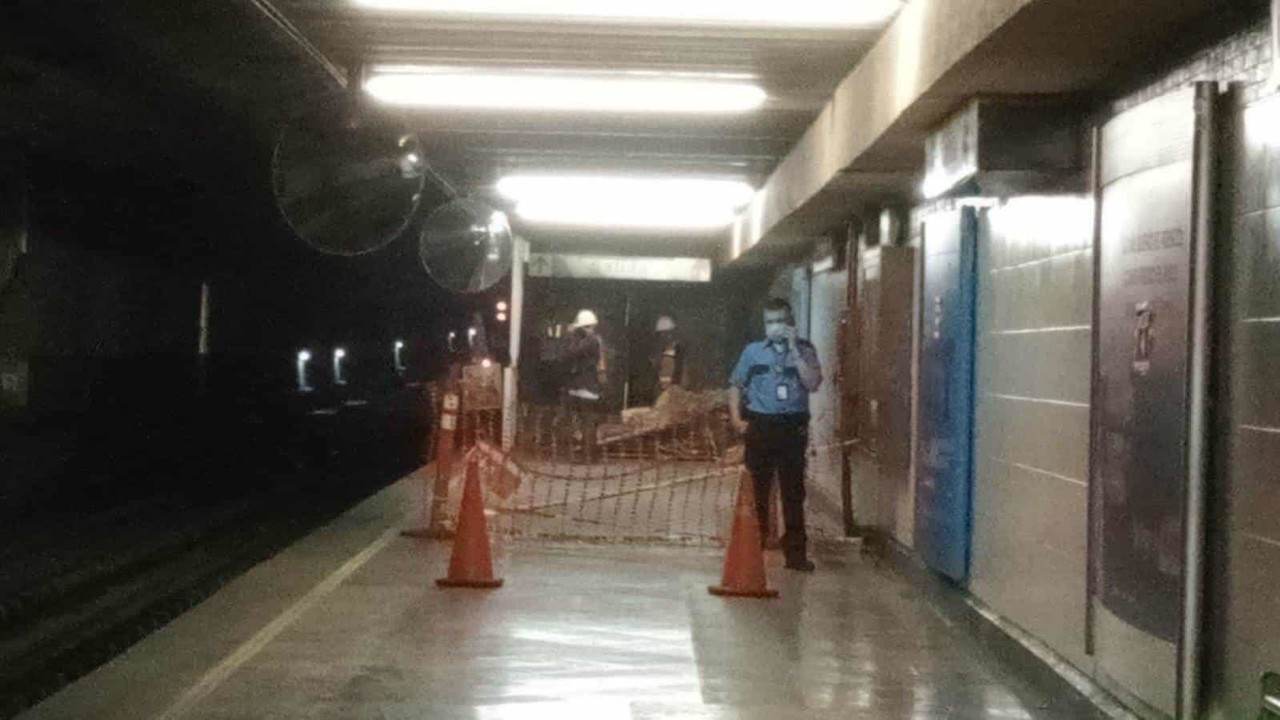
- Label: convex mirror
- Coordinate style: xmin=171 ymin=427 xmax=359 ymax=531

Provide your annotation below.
xmin=272 ymin=103 xmax=426 ymax=255
xmin=419 ymin=198 xmax=512 ymax=294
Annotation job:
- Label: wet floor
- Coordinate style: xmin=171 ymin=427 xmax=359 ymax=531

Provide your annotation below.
xmin=193 ymin=545 xmax=1102 ymax=719
xmin=19 ymin=475 xmax=1108 ymax=720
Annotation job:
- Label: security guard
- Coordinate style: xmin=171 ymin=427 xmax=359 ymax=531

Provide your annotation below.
xmin=729 ymin=298 xmax=823 ymax=571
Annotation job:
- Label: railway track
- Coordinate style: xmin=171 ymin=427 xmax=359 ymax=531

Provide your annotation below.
xmin=0 ymin=395 xmax=425 ymax=719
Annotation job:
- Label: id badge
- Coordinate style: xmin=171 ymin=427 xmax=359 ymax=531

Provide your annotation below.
xmin=776 ymin=383 xmax=790 ymax=401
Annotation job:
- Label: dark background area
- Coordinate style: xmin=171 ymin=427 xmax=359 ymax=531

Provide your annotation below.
xmin=520 ymin=275 xmax=770 ymax=410
xmin=0 ymin=3 xmax=477 ymax=711
xmin=0 ymin=2 xmax=782 ymax=713
xmin=0 ymin=0 xmax=478 ymax=511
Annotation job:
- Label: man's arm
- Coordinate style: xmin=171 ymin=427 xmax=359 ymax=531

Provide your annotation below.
xmin=658 ymin=343 xmax=682 ymax=390
xmin=790 ymin=341 xmax=822 ymax=392
xmin=563 ymin=332 xmax=596 ymax=360
xmin=729 ymin=385 xmax=748 ymax=434
xmin=728 ymin=347 xmax=750 ymax=434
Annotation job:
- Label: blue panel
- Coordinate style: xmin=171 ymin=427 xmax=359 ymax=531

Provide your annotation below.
xmin=914 ymin=208 xmax=978 ymax=582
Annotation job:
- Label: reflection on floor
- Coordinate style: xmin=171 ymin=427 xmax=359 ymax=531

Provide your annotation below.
xmin=20 ymin=475 xmax=1108 ymax=720
xmin=199 ymin=544 xmax=1107 ymax=719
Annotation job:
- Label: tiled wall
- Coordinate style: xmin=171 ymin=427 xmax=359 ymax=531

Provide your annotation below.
xmin=849 ymin=246 xmax=916 ymax=539
xmin=891 ymin=16 xmax=1279 ymax=720
xmin=970 ymin=197 xmax=1096 ymax=670
xmin=1111 ymin=22 xmax=1273 ymax=114
xmin=807 ymin=267 xmax=850 ymax=538
xmin=1214 ymin=68 xmax=1280 ymax=720
xmin=1105 ymin=17 xmax=1278 ymax=719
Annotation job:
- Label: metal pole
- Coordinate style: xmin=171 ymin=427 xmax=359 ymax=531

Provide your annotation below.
xmin=841 ymin=219 xmax=859 ymax=537
xmin=197 ymin=281 xmax=211 ymax=394
xmin=1271 ymin=0 xmax=1280 ymax=91
xmin=905 ymin=220 xmax=924 ymax=547
xmin=1177 ymin=81 xmax=1217 ymax=720
xmin=423 ymin=163 xmax=462 ymax=201
xmin=622 ymin=293 xmax=632 ymax=410
xmin=503 ymin=239 xmax=526 ymax=450
xmin=197 ymin=282 xmax=211 ymax=357
xmin=1085 ymin=125 xmax=1104 ymax=658
xmin=245 ymin=0 xmax=348 ymax=88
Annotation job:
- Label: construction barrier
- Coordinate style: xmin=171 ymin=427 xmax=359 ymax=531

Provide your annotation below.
xmin=420 ymin=392 xmax=854 ymax=548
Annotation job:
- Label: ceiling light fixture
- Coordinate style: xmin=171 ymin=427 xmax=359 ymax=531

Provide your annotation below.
xmin=496 ymin=175 xmax=755 ymax=230
xmin=350 ymin=0 xmax=903 ymax=28
xmin=364 ymin=70 xmax=766 ymax=114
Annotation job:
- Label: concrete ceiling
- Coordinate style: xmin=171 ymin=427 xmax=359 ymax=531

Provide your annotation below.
xmin=267 ymin=0 xmax=900 ymax=253
xmin=730 ymin=0 xmax=1269 ymax=264
xmin=10 ymin=0 xmax=1260 ymax=266
xmin=1 ymin=0 xmax=334 ymax=171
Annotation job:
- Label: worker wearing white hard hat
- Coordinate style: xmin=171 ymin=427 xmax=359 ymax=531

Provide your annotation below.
xmin=563 ymin=308 xmax=606 ymax=460
xmin=570 ymin=309 xmax=599 ymax=330
xmin=652 ymin=315 xmax=684 ymax=396
xmin=565 ymin=309 xmax=603 ymax=399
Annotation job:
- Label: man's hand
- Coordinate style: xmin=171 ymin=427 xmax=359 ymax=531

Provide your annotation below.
xmin=787 ymin=332 xmax=823 ymax=392
xmin=782 ymin=325 xmax=798 ymax=348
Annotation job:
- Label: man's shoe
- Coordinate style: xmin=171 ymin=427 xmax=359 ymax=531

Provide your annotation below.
xmin=784 ymin=558 xmax=816 ymax=572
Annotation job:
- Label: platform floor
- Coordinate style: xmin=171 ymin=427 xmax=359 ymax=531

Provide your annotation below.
xmin=20 ymin=470 xmax=1108 ymax=720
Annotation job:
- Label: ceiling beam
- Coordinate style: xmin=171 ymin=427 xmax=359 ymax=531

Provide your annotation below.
xmin=729 ymin=0 xmax=1246 ymax=262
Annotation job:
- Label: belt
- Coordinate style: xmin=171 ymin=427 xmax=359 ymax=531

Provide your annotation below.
xmin=746 ymin=411 xmax=809 ymax=425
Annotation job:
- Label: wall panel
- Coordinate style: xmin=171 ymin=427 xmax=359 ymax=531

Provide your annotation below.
xmin=1212 ymin=86 xmax=1280 ymax=720
xmin=914 ymin=207 xmax=978 ymax=581
xmin=807 ymin=266 xmax=849 ymax=537
xmin=971 ymin=196 xmax=1094 ymax=672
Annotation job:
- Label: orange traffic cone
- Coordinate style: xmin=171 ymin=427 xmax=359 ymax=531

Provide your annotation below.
xmin=436 ymin=455 xmax=504 ymax=589
xmin=405 ymin=386 xmax=460 ymax=540
xmin=709 ymin=470 xmax=779 ymax=599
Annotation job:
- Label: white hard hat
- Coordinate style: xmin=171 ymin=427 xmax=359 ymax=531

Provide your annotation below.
xmin=570 ymin=309 xmax=599 ymax=329
xmin=655 ymin=315 xmax=676 ymax=332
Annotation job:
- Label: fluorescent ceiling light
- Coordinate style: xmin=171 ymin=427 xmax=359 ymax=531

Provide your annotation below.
xmin=365 ymin=70 xmax=765 ymax=114
xmin=350 ymin=0 xmax=903 ymax=28
xmin=497 ymin=175 xmax=754 ymax=230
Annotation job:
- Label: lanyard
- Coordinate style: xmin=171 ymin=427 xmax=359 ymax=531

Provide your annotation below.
xmin=770 ymin=343 xmax=788 ymax=375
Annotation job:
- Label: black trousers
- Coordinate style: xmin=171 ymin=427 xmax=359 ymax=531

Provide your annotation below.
xmin=744 ymin=413 xmax=809 ymax=560
xmin=564 ymin=394 xmax=603 ymax=461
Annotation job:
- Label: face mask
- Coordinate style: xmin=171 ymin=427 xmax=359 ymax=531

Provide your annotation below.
xmin=765 ymin=321 xmax=787 ymax=342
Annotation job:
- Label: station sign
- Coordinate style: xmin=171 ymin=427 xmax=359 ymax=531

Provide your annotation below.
xmin=527 ymin=253 xmax=712 ymax=283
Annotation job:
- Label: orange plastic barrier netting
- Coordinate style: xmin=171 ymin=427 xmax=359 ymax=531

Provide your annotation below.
xmin=428 ymin=400 xmax=852 ymax=546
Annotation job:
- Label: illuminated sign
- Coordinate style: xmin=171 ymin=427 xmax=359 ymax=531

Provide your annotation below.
xmin=527 ymin=253 xmax=712 ymax=283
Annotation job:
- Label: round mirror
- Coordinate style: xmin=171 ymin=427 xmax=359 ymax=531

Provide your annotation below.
xmin=0 ymin=157 xmax=27 ymax=294
xmin=272 ymin=103 xmax=426 ymax=256
xmin=418 ymin=198 xmax=512 ymax=294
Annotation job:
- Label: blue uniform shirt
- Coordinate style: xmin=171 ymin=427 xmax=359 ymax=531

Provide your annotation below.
xmin=729 ymin=339 xmax=822 ymax=416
